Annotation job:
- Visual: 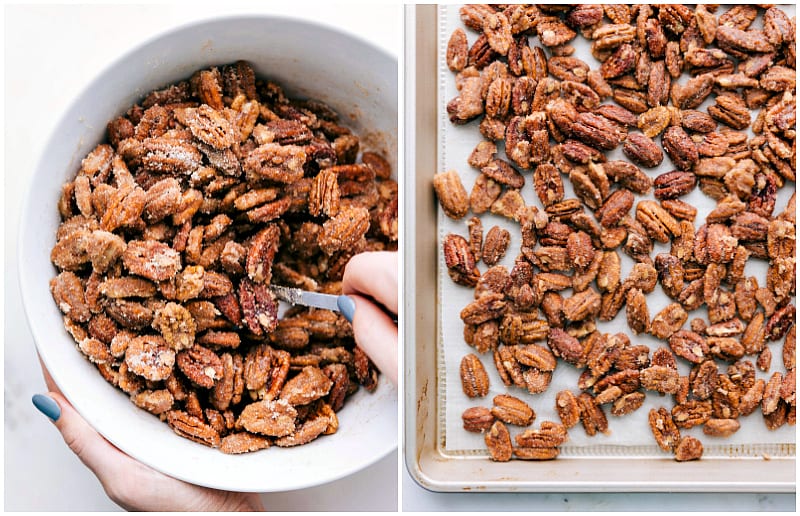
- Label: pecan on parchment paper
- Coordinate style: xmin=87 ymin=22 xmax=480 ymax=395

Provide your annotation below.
xmin=440 ymin=5 xmax=795 ymax=462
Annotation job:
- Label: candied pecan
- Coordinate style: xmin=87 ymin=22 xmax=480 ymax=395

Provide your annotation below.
xmin=739 ymin=378 xmax=766 ymax=417
xmin=606 ymin=162 xmax=654 ymax=196
xmin=444 ymin=233 xmax=481 ymax=287
xmin=469 ymin=320 xmax=499 ymax=354
xmin=467 ymin=33 xmax=496 ymax=70
xmin=716 ymin=25 xmax=775 ymax=54
xmin=140 ymin=138 xmax=203 ymax=176
xmin=567 ymin=5 xmax=603 ymax=28
xmin=465 ymin=217 xmax=484 ymax=264
xmin=238 ymin=278 xmax=278 ymax=336
xmin=548 ymin=56 xmax=589 ymax=83
xmin=547 ymin=328 xmax=584 ymax=367
xmin=554 ymin=390 xmax=581 ymax=429
xmin=75 ymin=337 xmax=113 ymax=365
xmin=307 ymin=169 xmax=340 ymax=218
xmin=622 ymin=133 xmax=663 ymax=168
xmin=703 ymin=418 xmax=741 ymax=438
xmin=577 ymin=392 xmax=608 ymax=437
xmin=515 ymin=421 xmax=568 ymax=450
xmin=243 ymin=143 xmax=306 ymax=183
xmin=209 ymin=352 xmax=235 ymax=411
xmin=447 ymin=28 xmax=468 ymax=72
xmin=513 ymin=447 xmax=560 ymax=461
xmin=104 ymin=298 xmax=155 ymax=330
xmin=653 ymin=171 xmax=697 ymax=200
xmin=152 ymin=302 xmax=196 ymax=351
xmin=571 ymin=112 xmax=626 ymax=151
xmin=601 ymin=43 xmax=637 ymax=80
xmin=299 ymin=399 xmax=336 ymax=440
xmin=319 ymin=206 xmax=370 ymax=256
xmin=608 ymin=391 xmax=644 ymax=417
xmin=650 ymin=303 xmax=688 ymax=340
xmin=461 ymin=353 xmax=490 ymax=398
xmin=649 ymin=407 xmax=681 ymax=451
xmin=468 ymin=141 xmax=497 ymax=170
xmin=482 ymin=159 xmax=524 ymax=189
xmin=175 ymin=105 xmax=235 ymax=149
xmin=661 ymin=126 xmax=699 ymax=171
xmin=490 ymin=190 xmax=526 ymax=220
xmin=594 ymin=251 xmax=620 ymax=294
xmin=708 ymin=94 xmax=751 ymax=130
xmin=636 ymin=200 xmax=680 ymax=243
xmin=122 ymin=240 xmax=181 ymax=282
xmin=594 ymin=189 xmax=632 ymax=229
xmin=50 ymin=271 xmax=91 ymax=323
xmin=624 ymin=288 xmax=649 ymax=335
xmin=784 ymin=326 xmax=796 ymax=371
xmin=494 ymin=345 xmax=525 ymax=389
xmin=125 ymin=335 xmax=174 ymax=382
xmin=592 ymin=23 xmax=636 ymax=50
xmin=669 ymin=329 xmax=709 ymax=364
xmin=245 ymin=225 xmax=280 ymax=285
xmin=562 ymin=287 xmax=601 ymax=323
xmin=448 ymin=78 xmax=484 ymax=124
xmin=765 ymin=304 xmax=796 ymax=342
xmin=433 ymin=170 xmax=469 ymax=219
xmin=511 ymin=342 xmax=556 ymax=371
xmin=131 ymin=389 xmax=174 ymax=415
xmin=237 ymin=399 xmax=297 ymax=437
xmin=537 ymin=16 xmax=576 ymax=47
xmin=569 ymin=166 xmax=607 ymax=211
xmin=469 ymin=173 xmax=502 ymax=215
xmin=219 ymin=432 xmax=270 ymax=455
xmin=674 ymin=436 xmax=703 ymax=462
xmin=485 ymin=77 xmax=513 ymax=119
xmin=167 ymin=410 xmax=220 ymax=448
xmin=491 ymin=394 xmax=535 ymax=426
xmin=177 ymin=345 xmax=223 ymax=389
xmin=485 ymin=421 xmax=513 ymax=462
xmin=481 ymin=226 xmax=510 ymax=266
xmin=641 ymin=365 xmax=681 ymax=394
xmin=462 ymin=407 xmax=495 ymax=433
xmin=280 ymin=366 xmax=333 ymax=406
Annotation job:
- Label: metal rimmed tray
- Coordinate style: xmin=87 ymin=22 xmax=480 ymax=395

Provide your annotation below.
xmin=403 ymin=4 xmax=795 ymax=493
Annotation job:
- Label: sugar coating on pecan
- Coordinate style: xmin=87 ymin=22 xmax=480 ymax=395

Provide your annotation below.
xmin=442 ymin=4 xmax=795 ymax=463
xmin=50 ymin=60 xmax=395 ymax=453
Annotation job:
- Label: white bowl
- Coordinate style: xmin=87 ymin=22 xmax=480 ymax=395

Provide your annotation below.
xmin=19 ymin=15 xmax=397 ymax=493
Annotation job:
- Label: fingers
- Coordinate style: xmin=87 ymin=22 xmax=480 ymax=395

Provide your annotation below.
xmin=348 ymin=294 xmax=398 ymax=386
xmin=36 ymin=357 xmax=121 ymax=475
xmin=40 ymin=391 xmax=130 ymax=481
xmin=342 ymin=251 xmax=398 ymax=314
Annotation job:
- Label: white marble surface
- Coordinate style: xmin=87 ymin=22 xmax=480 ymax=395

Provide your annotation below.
xmin=4 ymin=3 xmax=399 ymax=511
xmin=402 ymin=465 xmax=796 ymax=511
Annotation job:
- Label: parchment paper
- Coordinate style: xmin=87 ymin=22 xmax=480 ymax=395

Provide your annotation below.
xmin=436 ymin=4 xmax=796 ymax=458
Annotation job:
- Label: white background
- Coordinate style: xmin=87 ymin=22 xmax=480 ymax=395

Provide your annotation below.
xmin=4 ymin=2 xmax=399 ymax=511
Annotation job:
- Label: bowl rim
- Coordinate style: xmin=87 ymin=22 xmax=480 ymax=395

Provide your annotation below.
xmin=19 ymin=13 xmax=398 ymax=493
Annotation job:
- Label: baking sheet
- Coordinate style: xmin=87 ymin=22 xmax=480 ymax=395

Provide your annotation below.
xmin=436 ymin=4 xmax=796 ymax=460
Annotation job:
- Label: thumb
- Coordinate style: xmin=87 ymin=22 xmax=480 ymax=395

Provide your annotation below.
xmin=33 ymin=392 xmax=128 ymax=478
xmin=341 ymin=295 xmax=398 ymax=386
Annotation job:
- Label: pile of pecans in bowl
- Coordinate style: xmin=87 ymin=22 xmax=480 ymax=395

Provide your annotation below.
xmin=50 ymin=60 xmax=397 ymax=453
xmin=436 ymin=5 xmax=795 ymax=462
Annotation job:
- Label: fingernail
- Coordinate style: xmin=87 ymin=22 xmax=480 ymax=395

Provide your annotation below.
xmin=32 ymin=394 xmax=61 ymax=421
xmin=337 ymin=295 xmax=356 ymax=323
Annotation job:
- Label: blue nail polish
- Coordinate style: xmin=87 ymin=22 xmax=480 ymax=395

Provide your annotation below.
xmin=32 ymin=394 xmax=61 ymax=421
xmin=337 ymin=295 xmax=356 ymax=324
